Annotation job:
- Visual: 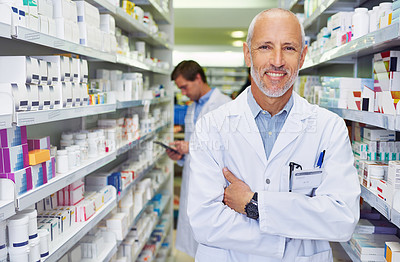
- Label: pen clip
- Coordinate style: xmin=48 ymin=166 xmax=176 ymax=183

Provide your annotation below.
xmin=316 ymin=150 xmax=326 ymax=168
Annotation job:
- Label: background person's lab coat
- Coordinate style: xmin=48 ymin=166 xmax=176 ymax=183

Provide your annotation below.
xmin=175 ymin=88 xmax=231 ymax=257
xmin=187 ymin=90 xmax=360 ymax=262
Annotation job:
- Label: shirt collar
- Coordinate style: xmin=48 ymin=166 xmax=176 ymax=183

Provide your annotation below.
xmin=196 ymin=88 xmax=214 ymax=105
xmin=247 ymin=88 xmax=294 ymax=118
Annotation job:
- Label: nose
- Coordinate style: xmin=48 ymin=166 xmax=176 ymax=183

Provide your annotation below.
xmin=181 ymin=89 xmax=187 ymax=96
xmin=270 ymin=49 xmax=284 ymax=68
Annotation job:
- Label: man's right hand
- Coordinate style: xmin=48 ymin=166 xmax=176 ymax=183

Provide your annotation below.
xmin=166 ymin=147 xmax=183 ymax=160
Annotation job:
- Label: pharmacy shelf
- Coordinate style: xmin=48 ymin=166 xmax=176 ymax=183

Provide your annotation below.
xmin=85 ymin=0 xmax=116 ymax=14
xmin=81 ymin=241 xmax=117 ymax=262
xmin=134 ymin=0 xmax=171 ymax=24
xmin=44 ymin=189 xmax=117 ymax=262
xmin=303 ymin=0 xmax=355 ymax=32
xmin=360 ymin=185 xmax=391 ymax=220
xmin=115 ymin=55 xmax=170 ymax=75
xmin=16 ymin=151 xmax=117 ymax=211
xmin=14 ymin=27 xmax=116 ymax=63
xmin=16 ymin=104 xmax=116 ymax=126
xmin=0 ymin=200 xmax=15 ymax=222
xmin=116 ymin=122 xmax=170 ymax=155
xmin=133 ymin=197 xmax=171 ymax=262
xmin=117 ymin=152 xmax=166 ymax=202
xmin=390 ymin=208 xmax=400 ymax=229
xmin=149 ymin=218 xmax=172 ymax=262
xmin=116 ymin=97 xmax=171 ymax=109
xmin=302 ymin=22 xmax=400 ymax=70
xmin=339 ymin=242 xmax=361 ymax=262
xmin=326 ymin=107 xmax=396 ymax=131
xmin=208 ymin=72 xmax=247 ymax=77
xmin=0 ymin=114 xmax=12 ymax=129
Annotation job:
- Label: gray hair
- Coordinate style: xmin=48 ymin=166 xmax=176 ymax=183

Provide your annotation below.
xmin=246 ymin=8 xmax=305 ymax=51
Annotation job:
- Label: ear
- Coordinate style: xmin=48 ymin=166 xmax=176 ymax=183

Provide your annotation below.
xmin=195 ymin=73 xmax=202 ymax=83
xmin=243 ymin=42 xmax=251 ymax=67
xmin=299 ymin=45 xmax=308 ymax=69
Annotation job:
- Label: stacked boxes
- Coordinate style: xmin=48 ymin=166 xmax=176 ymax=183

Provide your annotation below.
xmin=0 ymin=126 xmax=31 ymax=195
xmin=52 ymin=0 xmax=78 ymax=43
xmin=374 ymin=51 xmax=400 ymax=115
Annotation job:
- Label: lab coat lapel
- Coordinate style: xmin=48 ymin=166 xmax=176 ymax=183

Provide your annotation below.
xmin=268 ymin=93 xmax=313 ymax=162
xmin=198 ymin=88 xmax=221 ymax=119
xmin=229 ymin=90 xmax=268 ymax=164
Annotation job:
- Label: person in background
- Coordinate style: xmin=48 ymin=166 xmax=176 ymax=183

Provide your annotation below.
xmin=167 ymin=60 xmax=231 ymax=257
xmin=187 ymin=8 xmax=360 ymax=261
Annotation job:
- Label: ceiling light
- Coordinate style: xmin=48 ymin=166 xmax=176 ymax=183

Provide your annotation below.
xmin=232 ymin=40 xmax=243 ymax=47
xmin=231 ymin=31 xmax=245 ymax=38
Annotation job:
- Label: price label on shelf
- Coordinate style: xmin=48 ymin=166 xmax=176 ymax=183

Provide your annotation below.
xmin=48 ymin=110 xmax=61 ymax=120
xmin=24 ymin=32 xmax=40 ymax=41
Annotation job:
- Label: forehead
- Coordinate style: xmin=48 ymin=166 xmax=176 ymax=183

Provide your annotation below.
xmin=252 ymin=13 xmax=302 ymax=45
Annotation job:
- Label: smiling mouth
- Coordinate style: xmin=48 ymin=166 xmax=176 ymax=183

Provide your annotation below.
xmin=266 ymin=72 xmax=286 ymax=77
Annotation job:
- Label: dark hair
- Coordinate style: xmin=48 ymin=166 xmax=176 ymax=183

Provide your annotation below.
xmin=171 ymin=60 xmax=207 ymax=84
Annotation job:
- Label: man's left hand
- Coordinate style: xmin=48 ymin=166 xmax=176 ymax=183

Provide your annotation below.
xmin=223 ymin=167 xmax=254 ymax=214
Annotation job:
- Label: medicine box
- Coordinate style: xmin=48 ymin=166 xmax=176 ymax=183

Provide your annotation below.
xmin=385 ymin=242 xmax=400 ymax=262
xmin=80 ymin=59 xmax=88 ymax=83
xmin=38 ymin=85 xmax=51 ymax=110
xmin=100 ymin=14 xmax=115 ymax=34
xmin=363 ymin=127 xmax=395 ymax=142
xmin=0 ymin=56 xmax=40 ymax=84
xmin=28 ymin=136 xmax=50 ymax=151
xmin=62 ymin=82 xmax=73 ymax=107
xmin=28 ymin=149 xmax=50 ymax=165
xmin=49 ymin=84 xmax=62 ymax=109
xmin=0 ymin=126 xmax=27 ymax=148
xmin=75 ymin=1 xmax=100 ymax=28
xmin=0 ymin=166 xmax=32 ymax=195
xmin=77 ymin=199 xmax=95 ymax=222
xmin=0 ymin=143 xmax=29 ymax=173
xmin=373 ymin=51 xmax=400 ymax=73
xmin=31 ymin=162 xmax=46 ymax=188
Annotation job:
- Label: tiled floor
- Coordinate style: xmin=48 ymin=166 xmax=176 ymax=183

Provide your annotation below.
xmin=172 ymin=230 xmax=195 ymax=262
xmin=171 ymin=230 xmax=350 ymax=262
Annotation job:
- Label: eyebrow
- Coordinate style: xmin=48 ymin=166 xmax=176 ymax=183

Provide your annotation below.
xmin=255 ymin=41 xmax=300 ymax=47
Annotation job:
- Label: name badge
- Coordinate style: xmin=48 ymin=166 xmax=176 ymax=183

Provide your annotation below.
xmin=291 ymin=169 xmax=323 ymax=196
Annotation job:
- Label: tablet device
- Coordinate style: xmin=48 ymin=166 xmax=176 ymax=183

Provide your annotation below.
xmin=154 ymin=141 xmax=181 ymax=155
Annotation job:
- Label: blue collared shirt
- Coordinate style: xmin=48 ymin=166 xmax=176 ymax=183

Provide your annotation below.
xmin=193 ymin=88 xmax=214 ymax=124
xmin=247 ymin=89 xmax=294 ymax=160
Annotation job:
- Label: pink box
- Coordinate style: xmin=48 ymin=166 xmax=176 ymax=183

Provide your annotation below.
xmin=69 ymin=184 xmax=84 ymax=205
xmin=28 ymin=136 xmax=50 ymax=150
xmin=0 ymin=126 xmax=27 ymax=148
xmin=0 ymin=143 xmax=29 ymax=173
xmin=0 ymin=166 xmax=32 ymax=195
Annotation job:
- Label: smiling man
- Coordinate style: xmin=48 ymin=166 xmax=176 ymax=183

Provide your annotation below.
xmin=187 ymin=8 xmax=360 ymax=262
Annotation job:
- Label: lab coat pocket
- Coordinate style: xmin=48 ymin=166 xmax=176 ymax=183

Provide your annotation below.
xmin=195 ymin=244 xmax=227 ymax=262
xmin=295 ymin=249 xmax=332 ymax=262
xmin=291 ymin=169 xmax=324 ymax=197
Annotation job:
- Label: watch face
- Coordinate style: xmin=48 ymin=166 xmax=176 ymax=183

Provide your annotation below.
xmin=245 ymin=202 xmax=259 ymax=219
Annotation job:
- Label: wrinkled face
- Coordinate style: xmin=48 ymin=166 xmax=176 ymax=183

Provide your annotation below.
xmin=244 ymin=12 xmax=307 ymax=98
xmin=175 ymin=74 xmax=202 ymax=101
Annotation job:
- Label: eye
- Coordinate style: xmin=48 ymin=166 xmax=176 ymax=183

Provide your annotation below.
xmin=259 ymin=45 xmax=270 ymax=50
xmin=284 ymin=46 xmax=296 ymax=51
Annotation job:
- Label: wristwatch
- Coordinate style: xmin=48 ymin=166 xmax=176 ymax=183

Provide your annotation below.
xmin=245 ymin=192 xmax=259 ymax=220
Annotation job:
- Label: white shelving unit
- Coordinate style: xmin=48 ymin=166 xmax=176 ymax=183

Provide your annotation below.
xmin=204 ymin=67 xmax=248 ymax=96
xmin=44 ymin=188 xmax=117 ymax=262
xmin=280 ymin=0 xmax=400 ymax=261
xmin=16 ymin=151 xmax=117 ymax=211
xmin=0 ymin=0 xmax=174 ymax=261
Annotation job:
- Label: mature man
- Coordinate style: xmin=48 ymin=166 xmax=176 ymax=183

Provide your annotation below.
xmin=187 ymin=8 xmax=360 ymax=261
xmin=168 ymin=60 xmax=231 ymax=257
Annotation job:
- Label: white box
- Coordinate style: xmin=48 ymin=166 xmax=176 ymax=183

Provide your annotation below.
xmin=0 ymin=56 xmax=40 ymax=84
xmin=49 ymin=83 xmax=62 ymax=109
xmin=71 ymin=21 xmax=79 ymax=44
xmin=71 ymin=83 xmax=80 ymax=106
xmin=62 ymin=82 xmax=72 ymax=107
xmin=38 ymin=85 xmax=51 ymax=110
xmin=48 ymin=17 xmax=56 ymax=36
xmin=52 ymin=0 xmax=69 ymax=19
xmin=18 ymin=8 xmax=27 ymax=27
xmin=80 ymin=59 xmax=88 ymax=83
xmin=70 ymin=57 xmax=79 ymax=83
xmin=0 ymin=4 xmax=12 ymax=25
xmin=100 ymin=14 xmax=114 ymax=34
xmin=55 ymin=17 xmax=65 ymax=39
xmin=60 ymin=56 xmax=70 ymax=82
xmin=38 ymin=14 xmax=48 ymax=34
xmin=80 ymin=83 xmax=88 ymax=105
xmin=75 ymin=1 xmax=100 ymax=28
xmin=38 ymin=59 xmax=48 ymax=84
xmin=27 ymin=84 xmax=39 ymax=111
xmin=27 ymin=13 xmax=39 ymax=31
xmin=363 ymin=127 xmax=395 ymax=141
xmin=37 ymin=0 xmax=52 ymax=17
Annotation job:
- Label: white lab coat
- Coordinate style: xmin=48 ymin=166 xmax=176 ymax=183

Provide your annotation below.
xmin=175 ymin=88 xmax=231 ymax=257
xmin=187 ymin=89 xmax=360 ymax=262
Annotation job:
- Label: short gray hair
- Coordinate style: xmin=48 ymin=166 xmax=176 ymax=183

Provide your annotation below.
xmin=246 ymin=8 xmax=305 ymax=51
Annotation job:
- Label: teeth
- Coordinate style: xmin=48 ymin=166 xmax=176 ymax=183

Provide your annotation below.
xmin=266 ymin=72 xmax=285 ymax=77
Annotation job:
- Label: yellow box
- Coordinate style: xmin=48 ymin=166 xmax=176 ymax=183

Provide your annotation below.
xmin=385 ymin=242 xmax=400 ymax=262
xmin=28 ymin=149 xmax=50 ymax=166
xmin=122 ymin=0 xmax=134 ymax=15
